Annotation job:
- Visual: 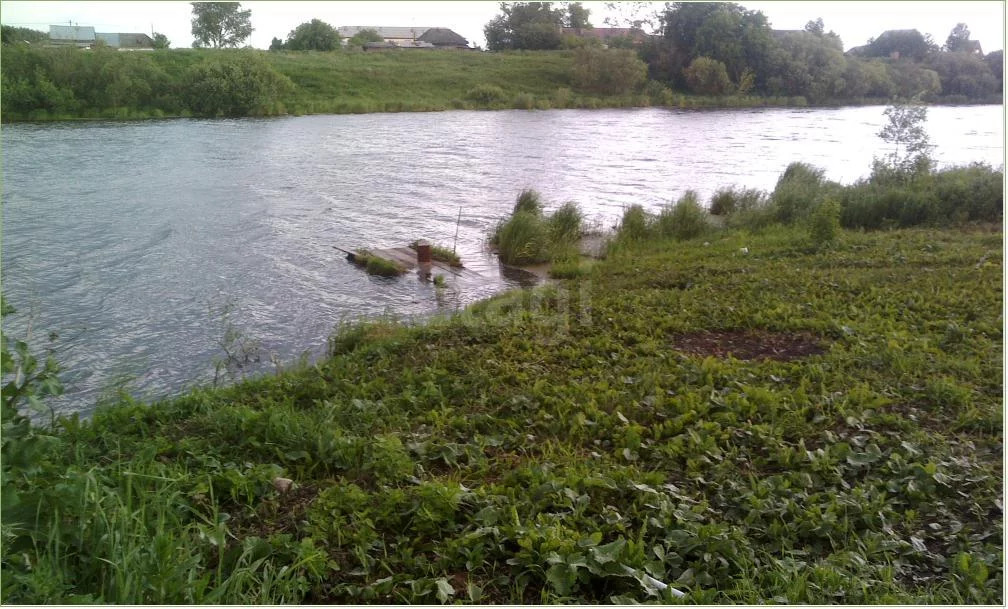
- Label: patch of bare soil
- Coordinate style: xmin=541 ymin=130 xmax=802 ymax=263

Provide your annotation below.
xmin=671 ymin=330 xmax=826 ymax=361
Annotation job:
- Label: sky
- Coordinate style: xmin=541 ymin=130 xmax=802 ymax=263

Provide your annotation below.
xmin=0 ymin=1 xmax=1004 ymax=53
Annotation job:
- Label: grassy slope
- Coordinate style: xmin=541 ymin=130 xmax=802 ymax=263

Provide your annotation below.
xmin=265 ymin=49 xmax=580 ymax=114
xmin=2 ymin=226 xmax=1002 ymax=603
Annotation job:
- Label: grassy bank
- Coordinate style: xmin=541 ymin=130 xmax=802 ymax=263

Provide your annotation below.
xmin=0 ymin=45 xmax=957 ymax=122
xmin=3 ymin=214 xmax=1002 ymax=602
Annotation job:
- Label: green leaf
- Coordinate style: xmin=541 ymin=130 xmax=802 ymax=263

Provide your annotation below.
xmin=435 ymin=577 xmax=455 ymax=603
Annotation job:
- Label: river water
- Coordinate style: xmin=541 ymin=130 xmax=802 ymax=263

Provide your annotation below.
xmin=2 ymin=105 xmax=1003 ymax=416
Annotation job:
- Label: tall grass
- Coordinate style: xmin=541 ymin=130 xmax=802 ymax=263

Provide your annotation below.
xmin=491 ymin=191 xmax=585 ymax=265
xmin=655 ymin=191 xmax=710 ymax=240
xmin=715 ymin=162 xmax=1002 ymax=232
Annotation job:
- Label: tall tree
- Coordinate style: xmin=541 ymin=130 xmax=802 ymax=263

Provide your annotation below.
xmin=484 ymin=2 xmax=564 ymax=51
xmin=804 ymin=18 xmax=824 ymax=36
xmin=348 ymin=28 xmax=383 ymax=47
xmin=191 ymin=2 xmax=253 ymax=48
xmin=659 ymin=2 xmax=773 ymax=89
xmin=152 ymin=32 xmax=170 ymax=49
xmin=944 ymin=22 xmax=972 ymax=52
xmin=283 ymin=18 xmax=340 ymax=51
xmin=564 ymin=2 xmax=592 ymax=29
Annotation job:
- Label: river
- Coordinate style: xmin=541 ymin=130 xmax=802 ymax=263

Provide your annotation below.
xmin=1 ymin=105 xmax=1003 ymax=416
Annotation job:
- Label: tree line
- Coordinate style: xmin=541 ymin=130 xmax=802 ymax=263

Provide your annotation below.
xmin=484 ymin=2 xmax=1003 ymax=104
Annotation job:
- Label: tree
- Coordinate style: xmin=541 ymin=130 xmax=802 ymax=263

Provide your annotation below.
xmin=348 ymin=28 xmax=383 ymax=47
xmin=945 ymin=22 xmax=971 ymax=52
xmin=863 ymin=29 xmax=932 ymax=61
xmin=191 ymin=2 xmax=253 ymax=49
xmin=683 ymin=56 xmax=731 ymax=95
xmin=269 ymin=36 xmax=284 ymax=51
xmin=1 ymin=25 xmax=48 ymax=45
xmin=283 ymin=18 xmax=340 ymax=51
xmin=804 ymin=18 xmax=824 ymax=36
xmin=564 ymin=2 xmax=592 ymax=29
xmin=570 ymin=47 xmax=647 ymax=94
xmin=484 ymin=2 xmax=564 ymax=51
xmin=877 ymin=98 xmax=932 ymax=178
xmin=152 ymin=32 xmax=170 ymax=49
xmin=658 ymin=2 xmax=773 ymax=90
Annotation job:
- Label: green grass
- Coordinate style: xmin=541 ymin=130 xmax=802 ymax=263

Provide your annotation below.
xmin=0 ymin=46 xmax=872 ymax=123
xmin=348 ymin=249 xmax=407 ymax=277
xmin=409 ymin=241 xmax=463 ymax=268
xmin=3 ymin=221 xmax=1001 ymax=604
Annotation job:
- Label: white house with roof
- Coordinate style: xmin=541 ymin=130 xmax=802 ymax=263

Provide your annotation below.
xmin=48 ymin=25 xmax=154 ymax=49
xmin=338 ymin=26 xmax=468 ymax=49
xmin=49 ymin=25 xmax=96 ymax=47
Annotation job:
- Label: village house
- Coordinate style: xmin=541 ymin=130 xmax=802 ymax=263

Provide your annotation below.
xmin=338 ymin=26 xmax=469 ymax=49
xmin=48 ymin=25 xmax=154 ymax=50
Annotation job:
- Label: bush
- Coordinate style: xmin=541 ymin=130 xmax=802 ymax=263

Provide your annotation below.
xmin=772 ymin=162 xmax=830 ymax=224
xmin=616 ymin=204 xmax=652 ymax=241
xmin=465 ymin=84 xmax=507 ymax=103
xmin=512 ymin=92 xmax=536 ymax=110
xmin=929 ymin=163 xmax=1003 ymax=223
xmin=809 ymin=200 xmax=841 ymax=247
xmin=656 ymin=191 xmax=709 ymax=240
xmin=709 ymin=187 xmax=766 ymax=216
xmin=183 ymin=52 xmax=293 ymax=117
xmin=683 ymin=56 xmax=732 ymax=96
xmin=570 ymin=47 xmax=647 ymax=95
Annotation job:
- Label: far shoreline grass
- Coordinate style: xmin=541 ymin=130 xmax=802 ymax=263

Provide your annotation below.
xmin=2 ymin=47 xmax=1001 ymax=123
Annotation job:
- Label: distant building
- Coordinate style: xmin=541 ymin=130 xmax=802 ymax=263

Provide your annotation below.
xmin=561 ymin=27 xmax=650 ymax=47
xmin=95 ymin=32 xmax=154 ymax=50
xmin=339 ymin=26 xmax=469 ymax=49
xmin=49 ymin=25 xmax=96 ymax=47
xmin=48 ymin=25 xmax=154 ymax=50
xmin=417 ymin=27 xmax=469 ymax=49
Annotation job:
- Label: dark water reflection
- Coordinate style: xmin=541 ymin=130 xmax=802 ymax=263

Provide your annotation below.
xmin=2 ymin=106 xmax=1002 ymax=416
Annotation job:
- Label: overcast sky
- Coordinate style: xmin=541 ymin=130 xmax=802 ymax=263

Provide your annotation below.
xmin=0 ymin=1 xmax=1003 ymax=53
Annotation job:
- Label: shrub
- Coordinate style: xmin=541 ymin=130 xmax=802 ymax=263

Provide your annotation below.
xmin=772 ymin=162 xmax=830 ymax=224
xmin=709 ymin=187 xmax=767 ymax=216
xmin=809 ymin=200 xmax=841 ymax=247
xmin=929 ymin=163 xmax=1003 ymax=223
xmin=512 ymin=92 xmax=536 ymax=110
xmin=656 ymin=191 xmax=709 ymax=240
xmin=570 ymin=47 xmax=647 ymax=95
xmin=683 ymin=56 xmax=732 ymax=96
xmin=182 ymin=52 xmax=293 ymax=117
xmin=465 ymin=84 xmax=507 ymax=103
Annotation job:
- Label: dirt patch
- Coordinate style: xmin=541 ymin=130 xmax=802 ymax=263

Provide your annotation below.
xmin=671 ymin=330 xmax=826 ymax=361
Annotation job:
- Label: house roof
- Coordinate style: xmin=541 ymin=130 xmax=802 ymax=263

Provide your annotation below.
xmin=95 ymin=32 xmax=154 ymax=48
xmin=338 ymin=26 xmax=430 ymax=40
xmin=417 ymin=27 xmax=468 ymax=47
xmin=49 ymin=25 xmax=95 ymax=41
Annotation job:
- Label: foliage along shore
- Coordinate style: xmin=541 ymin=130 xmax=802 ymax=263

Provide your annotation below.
xmin=2 ymin=154 xmax=1003 ymax=603
xmin=0 ymin=46 xmax=1002 ymax=123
